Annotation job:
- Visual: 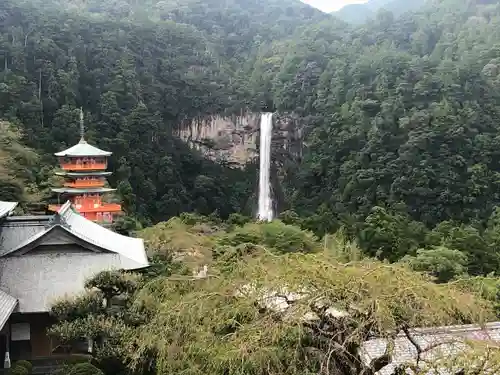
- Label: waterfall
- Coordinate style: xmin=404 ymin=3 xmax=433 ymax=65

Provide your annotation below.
xmin=257 ymin=113 xmax=274 ymax=222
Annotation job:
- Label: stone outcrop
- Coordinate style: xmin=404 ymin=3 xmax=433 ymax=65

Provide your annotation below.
xmin=176 ymin=112 xmax=304 ymax=168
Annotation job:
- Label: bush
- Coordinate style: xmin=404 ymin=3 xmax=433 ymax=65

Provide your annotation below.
xmin=51 ymin=355 xmax=92 ymax=375
xmin=51 ymin=291 xmax=105 ymax=321
xmin=13 ymin=361 xmax=32 ymax=374
xmin=179 ymin=212 xmax=217 ymax=226
xmin=133 ymin=251 xmax=497 ymax=375
xmin=67 ymin=363 xmax=104 ymax=375
xmin=60 ymin=355 xmax=92 ymax=366
xmin=218 ymin=220 xmax=319 ymax=253
xmin=401 ymin=246 xmax=468 ymax=283
xmin=226 ymin=213 xmax=251 ymax=227
xmin=8 ymin=365 xmax=28 ymax=375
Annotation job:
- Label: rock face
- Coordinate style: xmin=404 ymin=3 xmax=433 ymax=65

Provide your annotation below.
xmin=176 ymin=112 xmax=304 ymax=168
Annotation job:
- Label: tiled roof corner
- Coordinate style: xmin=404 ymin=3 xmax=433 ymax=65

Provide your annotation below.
xmin=57 ymin=201 xmax=148 ymax=266
xmin=57 ymin=201 xmax=73 ymax=216
xmin=1 ymin=201 xmax=148 ymax=269
xmin=0 ymin=289 xmax=18 ymax=330
xmin=361 ymin=321 xmax=500 ymax=374
xmin=0 ymin=201 xmax=18 ymax=219
xmin=54 ymin=140 xmax=112 ymax=157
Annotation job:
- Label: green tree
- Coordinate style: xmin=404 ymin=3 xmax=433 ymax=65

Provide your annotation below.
xmin=401 ymin=246 xmax=468 ymax=283
xmin=358 ymin=206 xmax=427 ymax=261
xmin=0 ymin=121 xmax=39 ymax=203
xmin=49 ymin=271 xmax=145 ymax=375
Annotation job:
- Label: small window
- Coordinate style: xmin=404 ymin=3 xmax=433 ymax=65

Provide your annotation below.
xmin=11 ymin=323 xmax=30 ymax=341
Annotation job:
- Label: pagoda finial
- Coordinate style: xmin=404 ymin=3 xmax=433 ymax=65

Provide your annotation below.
xmin=79 ymin=107 xmax=86 ymax=143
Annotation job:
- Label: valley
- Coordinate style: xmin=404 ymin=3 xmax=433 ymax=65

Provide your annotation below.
xmin=2 ymin=0 xmax=500 ymax=373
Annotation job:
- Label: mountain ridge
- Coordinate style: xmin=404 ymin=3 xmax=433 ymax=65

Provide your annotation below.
xmin=334 ymin=0 xmax=426 ymax=23
xmin=5 ymin=0 xmax=500 ymax=242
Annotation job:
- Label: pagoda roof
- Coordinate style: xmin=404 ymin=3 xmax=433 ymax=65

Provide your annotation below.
xmin=55 ymin=171 xmax=112 ymax=177
xmin=52 ymin=187 xmax=116 ymax=194
xmin=54 ymin=139 xmax=112 ymax=157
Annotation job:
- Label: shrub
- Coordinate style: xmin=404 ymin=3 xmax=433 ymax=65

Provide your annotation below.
xmin=8 ymin=365 xmax=28 ymax=375
xmin=60 ymin=354 xmax=92 ymax=366
xmin=51 ymin=291 xmax=104 ymax=321
xmin=49 ymin=347 xmax=100 ymax=375
xmin=226 ymin=213 xmax=251 ymax=227
xmin=67 ymin=362 xmax=104 ymax=375
xmin=52 ymin=365 xmax=72 ymax=375
xmin=13 ymin=360 xmax=32 ymax=374
xmin=179 ymin=212 xmax=214 ymax=226
xmin=133 ymin=251 xmax=496 ymax=375
xmin=218 ymin=220 xmax=319 ymax=253
xmin=401 ymin=246 xmax=468 ymax=283
xmin=139 ymin=218 xmax=215 ymax=264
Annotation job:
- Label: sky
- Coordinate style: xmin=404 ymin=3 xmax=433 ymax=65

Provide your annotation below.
xmin=300 ymin=0 xmax=368 ymax=13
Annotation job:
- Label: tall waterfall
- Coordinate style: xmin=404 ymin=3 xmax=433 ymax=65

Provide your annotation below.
xmin=257 ymin=113 xmax=274 ymax=222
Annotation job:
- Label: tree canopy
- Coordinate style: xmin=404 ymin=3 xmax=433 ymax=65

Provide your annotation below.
xmin=5 ymin=0 xmax=500 ymax=373
xmin=4 ymin=0 xmax=500 ymax=237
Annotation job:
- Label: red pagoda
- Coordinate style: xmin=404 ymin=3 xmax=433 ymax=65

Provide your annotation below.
xmin=48 ymin=109 xmax=121 ymax=223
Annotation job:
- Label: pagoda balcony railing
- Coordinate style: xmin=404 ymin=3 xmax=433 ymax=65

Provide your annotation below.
xmin=76 ymin=203 xmax=122 ymax=213
xmin=48 ymin=203 xmax=122 ymax=213
xmin=60 ymin=163 xmax=107 ymax=171
xmin=64 ymin=180 xmax=105 ymax=188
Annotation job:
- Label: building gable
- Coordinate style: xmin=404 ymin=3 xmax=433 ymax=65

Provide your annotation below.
xmin=0 ymin=216 xmax=52 ymax=257
xmin=7 ymin=225 xmax=108 ymax=256
xmin=0 ymin=200 xmax=148 ymax=314
xmin=0 ymin=202 xmax=147 ymax=265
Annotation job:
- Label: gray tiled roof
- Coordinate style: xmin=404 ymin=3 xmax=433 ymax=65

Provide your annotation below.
xmin=54 ymin=139 xmax=112 ymax=157
xmin=1 ymin=202 xmax=147 ymax=266
xmin=361 ymin=322 xmax=500 ymax=374
xmin=0 ymin=252 xmax=142 ymax=312
xmin=55 ymin=171 xmax=112 ymax=177
xmin=52 ymin=187 xmax=116 ymax=194
xmin=0 ymin=290 xmax=17 ymax=330
xmin=0 ymin=201 xmax=148 ymax=313
xmin=0 ymin=216 xmax=51 ymax=256
xmin=0 ymin=201 xmax=18 ymax=219
xmin=58 ymin=202 xmax=147 ymax=265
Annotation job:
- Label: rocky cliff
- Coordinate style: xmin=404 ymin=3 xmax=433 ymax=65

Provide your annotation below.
xmin=176 ymin=112 xmax=305 ymax=168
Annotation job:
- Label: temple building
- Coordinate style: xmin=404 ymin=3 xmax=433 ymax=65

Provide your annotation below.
xmin=0 ymin=199 xmax=148 ymax=371
xmin=48 ymin=110 xmax=121 ymax=223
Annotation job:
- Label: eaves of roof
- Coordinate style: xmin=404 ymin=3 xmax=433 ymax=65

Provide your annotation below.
xmin=0 ymin=201 xmax=18 ymax=220
xmin=54 ymin=139 xmax=112 ymax=157
xmin=1 ymin=201 xmax=148 ymax=268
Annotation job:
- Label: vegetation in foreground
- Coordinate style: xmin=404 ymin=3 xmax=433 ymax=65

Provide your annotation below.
xmin=49 ymin=215 xmax=500 ymax=375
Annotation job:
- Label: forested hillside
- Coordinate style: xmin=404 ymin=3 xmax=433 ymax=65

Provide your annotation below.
xmin=6 ymin=1 xmax=500 ymax=373
xmin=0 ymin=0 xmax=261 ymax=223
xmin=5 ymin=0 xmax=500 ymax=273
xmin=334 ymin=0 xmax=426 ymax=24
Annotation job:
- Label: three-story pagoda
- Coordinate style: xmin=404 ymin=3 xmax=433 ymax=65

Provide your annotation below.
xmin=48 ymin=110 xmax=121 ymax=223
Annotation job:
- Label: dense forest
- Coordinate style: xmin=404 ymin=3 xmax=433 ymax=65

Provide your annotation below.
xmin=334 ymin=0 xmax=426 ymax=24
xmin=3 ymin=0 xmax=500 ymax=275
xmin=4 ymin=0 xmax=500 ymax=374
